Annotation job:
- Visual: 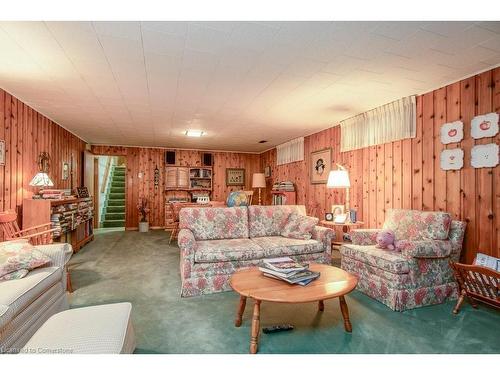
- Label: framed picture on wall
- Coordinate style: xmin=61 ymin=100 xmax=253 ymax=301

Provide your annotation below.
xmin=264 ymin=165 xmax=271 ymax=178
xmin=62 ymin=162 xmax=69 ymax=180
xmin=226 ymin=168 xmax=245 ymax=186
xmin=310 ymin=148 xmax=331 ymax=184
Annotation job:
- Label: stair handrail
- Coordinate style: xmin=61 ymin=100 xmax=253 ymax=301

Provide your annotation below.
xmin=101 ymin=157 xmax=113 ymax=194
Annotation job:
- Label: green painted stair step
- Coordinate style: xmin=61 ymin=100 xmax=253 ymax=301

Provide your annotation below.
xmin=109 ymin=192 xmax=125 ymax=200
xmin=102 ymin=220 xmax=126 ymax=228
xmin=106 ymin=205 xmax=125 ymax=213
xmin=110 ymin=187 xmax=125 ymax=194
xmin=104 ymin=212 xmax=125 ymax=221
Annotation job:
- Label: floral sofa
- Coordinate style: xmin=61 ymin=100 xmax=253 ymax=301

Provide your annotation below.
xmin=178 ymin=205 xmax=334 ymax=297
xmin=340 ymin=209 xmax=466 ymax=311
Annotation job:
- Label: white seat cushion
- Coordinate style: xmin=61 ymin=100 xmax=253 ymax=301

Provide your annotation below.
xmin=0 ymin=267 xmax=61 ymax=330
xmin=22 ymin=302 xmax=135 ymax=354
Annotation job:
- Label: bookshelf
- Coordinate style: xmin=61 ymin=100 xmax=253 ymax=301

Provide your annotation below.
xmin=22 ymin=197 xmax=94 ymax=253
xmin=271 ymin=191 xmax=296 ymax=205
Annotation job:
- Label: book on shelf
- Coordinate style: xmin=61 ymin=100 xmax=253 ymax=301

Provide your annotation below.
xmin=474 ymin=253 xmax=500 ymax=272
xmin=263 ymin=257 xmax=308 ymax=273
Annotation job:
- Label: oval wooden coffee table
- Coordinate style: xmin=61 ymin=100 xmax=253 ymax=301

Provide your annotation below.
xmin=229 ymin=263 xmax=358 ymax=354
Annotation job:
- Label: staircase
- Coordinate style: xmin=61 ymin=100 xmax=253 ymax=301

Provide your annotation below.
xmin=101 ymin=165 xmax=126 ymax=228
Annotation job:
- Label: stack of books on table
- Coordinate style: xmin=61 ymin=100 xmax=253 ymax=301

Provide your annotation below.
xmin=259 ymin=257 xmax=320 ymax=286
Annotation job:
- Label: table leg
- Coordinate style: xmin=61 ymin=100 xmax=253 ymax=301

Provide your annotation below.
xmin=318 ymin=300 xmax=324 ymax=311
xmin=250 ymin=300 xmax=261 ymax=354
xmin=339 ymin=296 xmax=352 ymax=332
xmin=235 ymin=296 xmax=247 ymax=327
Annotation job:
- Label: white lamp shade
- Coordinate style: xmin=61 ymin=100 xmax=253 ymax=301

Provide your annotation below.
xmin=327 ymin=169 xmax=350 ymax=188
xmin=252 ymin=173 xmax=266 ymax=188
xmin=29 ymin=172 xmax=54 ymax=187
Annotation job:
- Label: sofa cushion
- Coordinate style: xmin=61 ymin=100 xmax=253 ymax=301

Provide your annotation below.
xmin=383 ymin=209 xmax=452 ymax=241
xmin=179 ymin=206 xmax=249 ymax=240
xmin=0 ymin=240 xmax=51 ymax=280
xmin=195 ymin=239 xmax=266 ymax=263
xmin=194 ymin=236 xmax=324 ymax=263
xmin=281 ymin=213 xmax=318 ymax=240
xmin=248 ymin=205 xmax=306 ymax=238
xmin=251 ymin=236 xmax=324 ymax=257
xmin=0 ymin=267 xmax=62 ymax=328
xmin=340 ymin=244 xmax=410 ymax=275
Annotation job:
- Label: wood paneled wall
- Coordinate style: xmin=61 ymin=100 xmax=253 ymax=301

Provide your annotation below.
xmin=0 ymin=88 xmax=86 ymax=221
xmin=261 ymin=67 xmax=500 ymax=262
xmin=91 ymin=145 xmax=261 ymax=229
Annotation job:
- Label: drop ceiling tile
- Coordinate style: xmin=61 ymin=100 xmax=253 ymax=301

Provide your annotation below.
xmin=99 ymin=34 xmax=143 ymax=63
xmin=142 ymin=27 xmax=185 ymax=57
xmin=141 ymin=21 xmax=189 ymax=36
xmin=93 ymin=21 xmax=141 ymax=42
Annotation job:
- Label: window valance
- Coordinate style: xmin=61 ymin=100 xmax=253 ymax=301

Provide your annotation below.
xmin=340 ymin=96 xmax=416 ymax=152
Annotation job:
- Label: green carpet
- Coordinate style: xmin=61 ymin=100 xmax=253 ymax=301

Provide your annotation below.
xmin=67 ymin=230 xmax=500 ymax=354
xmin=100 ymin=165 xmax=126 ymax=228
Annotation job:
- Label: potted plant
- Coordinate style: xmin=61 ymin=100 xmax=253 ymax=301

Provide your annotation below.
xmin=137 ymin=197 xmax=150 ymax=232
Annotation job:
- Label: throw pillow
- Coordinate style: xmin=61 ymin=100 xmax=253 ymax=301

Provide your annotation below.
xmin=281 ymin=213 xmax=319 ymax=240
xmin=0 ymin=269 xmax=29 ymax=281
xmin=0 ymin=239 xmax=51 ymax=281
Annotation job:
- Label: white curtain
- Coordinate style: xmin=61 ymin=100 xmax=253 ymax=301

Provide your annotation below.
xmin=340 ymin=96 xmax=416 ymax=152
xmin=276 ymin=137 xmax=304 ymax=166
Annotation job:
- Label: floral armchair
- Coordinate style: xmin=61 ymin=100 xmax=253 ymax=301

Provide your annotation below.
xmin=340 ymin=209 xmax=466 ymax=311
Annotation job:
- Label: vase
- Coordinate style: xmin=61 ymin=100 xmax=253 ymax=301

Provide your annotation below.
xmin=138 ymin=222 xmax=149 ymax=233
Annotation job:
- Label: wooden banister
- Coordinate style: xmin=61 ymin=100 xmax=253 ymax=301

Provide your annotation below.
xmin=100 ymin=157 xmax=112 ymax=194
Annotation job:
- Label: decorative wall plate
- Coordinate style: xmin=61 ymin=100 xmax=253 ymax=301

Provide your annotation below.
xmin=440 ymin=148 xmax=464 ymax=170
xmin=471 ymin=143 xmax=499 ymax=168
xmin=471 ymin=112 xmax=499 ymax=139
xmin=440 ymin=121 xmax=463 ymax=144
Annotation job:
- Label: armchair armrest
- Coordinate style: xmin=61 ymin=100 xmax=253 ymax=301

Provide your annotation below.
xmin=178 ymin=229 xmax=197 ymax=280
xmin=311 ymin=225 xmax=334 ymax=254
xmin=396 ymin=239 xmax=452 ymax=259
xmin=35 ymin=243 xmax=73 ymax=268
xmin=349 ymin=229 xmax=380 ymax=246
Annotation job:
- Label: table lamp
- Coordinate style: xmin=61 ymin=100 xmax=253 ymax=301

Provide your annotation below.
xmin=252 ymin=173 xmax=266 ymax=205
xmin=327 ymin=164 xmax=351 ymax=219
xmin=29 ymin=152 xmax=54 ymax=198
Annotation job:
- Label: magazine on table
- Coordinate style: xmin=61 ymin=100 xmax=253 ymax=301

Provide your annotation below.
xmin=263 ymin=257 xmax=309 ymax=273
xmin=262 ymin=269 xmax=320 ymax=285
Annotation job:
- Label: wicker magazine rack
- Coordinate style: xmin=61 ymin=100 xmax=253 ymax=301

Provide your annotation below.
xmin=449 ymin=261 xmax=500 ymax=314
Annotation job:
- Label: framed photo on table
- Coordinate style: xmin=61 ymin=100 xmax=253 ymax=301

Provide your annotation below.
xmin=310 ymin=148 xmax=331 ymax=184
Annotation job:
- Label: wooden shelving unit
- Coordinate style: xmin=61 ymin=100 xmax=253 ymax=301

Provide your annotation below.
xmin=271 ymin=191 xmax=296 ymax=205
xmin=164 ymin=166 xmax=214 ymax=229
xmin=23 ymin=197 xmax=94 ymax=253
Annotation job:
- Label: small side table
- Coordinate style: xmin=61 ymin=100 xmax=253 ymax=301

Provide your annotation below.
xmin=319 ymin=220 xmax=365 ymax=243
xmin=319 ymin=221 xmax=365 ymax=265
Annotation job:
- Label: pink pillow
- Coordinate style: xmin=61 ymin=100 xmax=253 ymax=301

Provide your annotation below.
xmin=0 ymin=239 xmax=51 ymax=281
xmin=281 ymin=213 xmax=319 ymax=240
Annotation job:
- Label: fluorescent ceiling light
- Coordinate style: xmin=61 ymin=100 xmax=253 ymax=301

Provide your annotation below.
xmin=185 ymin=130 xmax=204 ymax=137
